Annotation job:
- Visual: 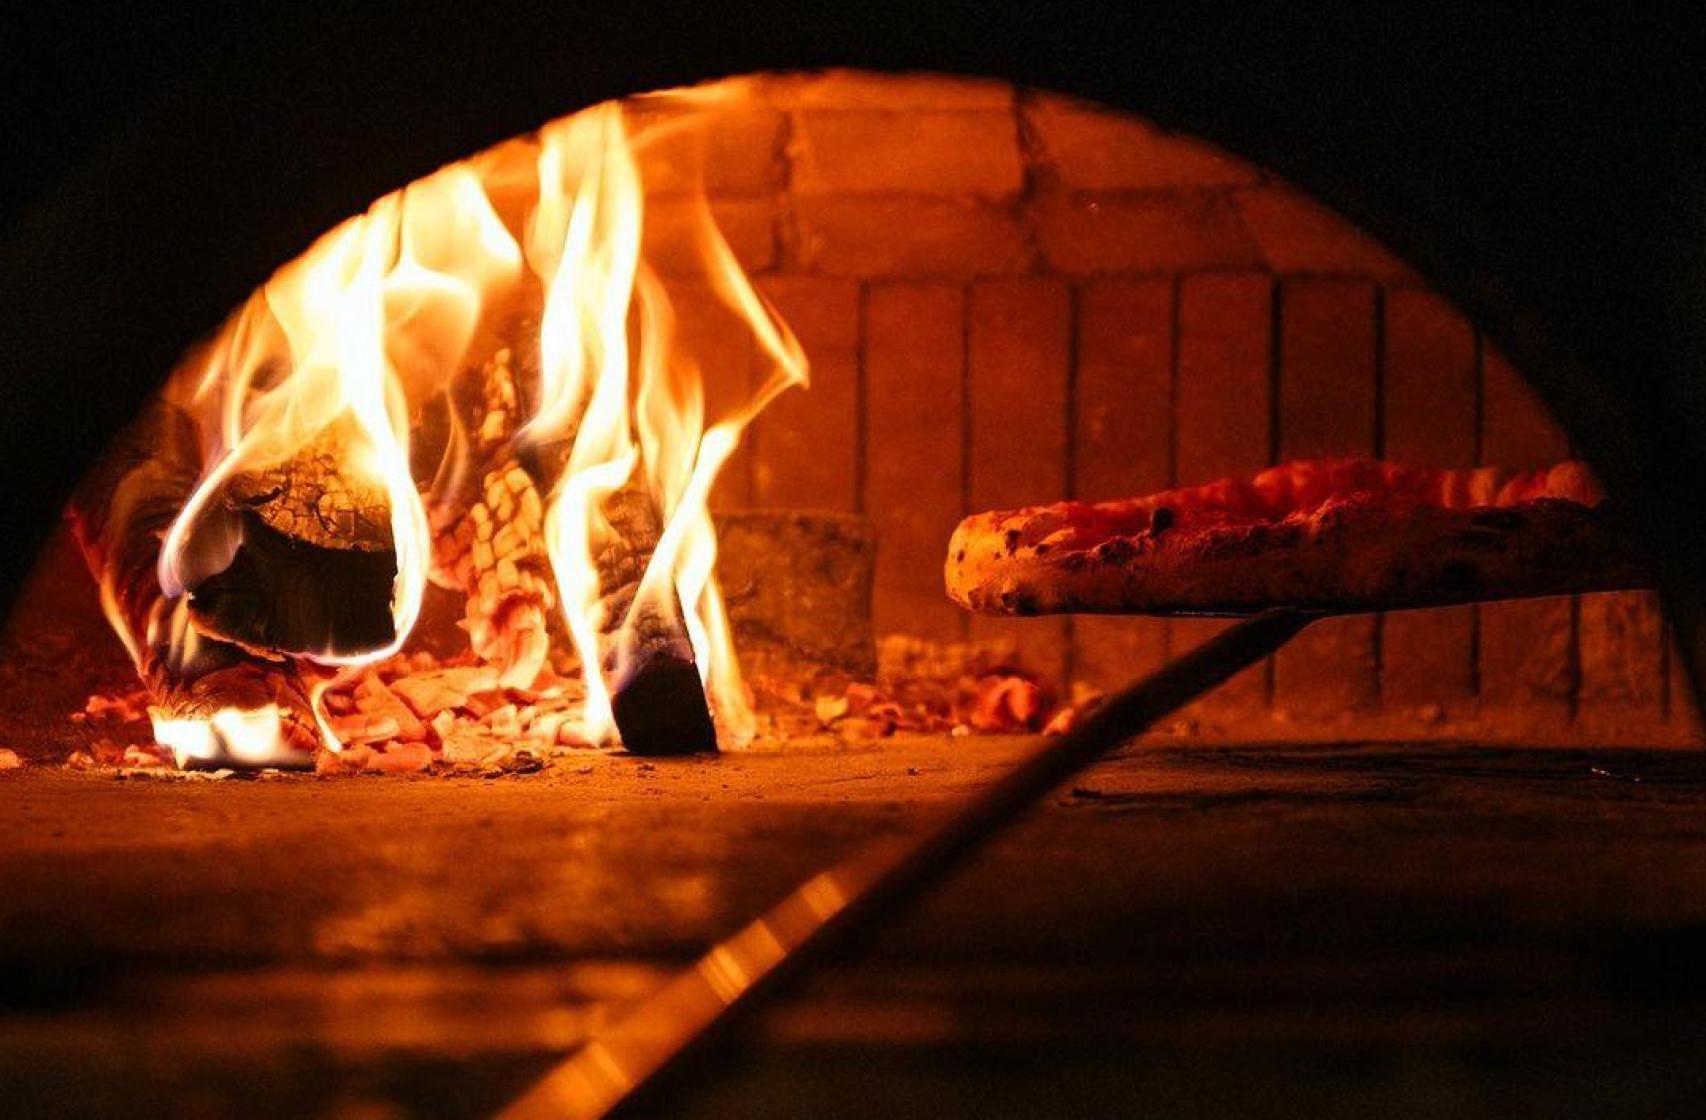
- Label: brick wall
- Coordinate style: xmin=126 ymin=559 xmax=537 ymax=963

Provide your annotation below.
xmin=654 ymin=70 xmax=1695 ymax=745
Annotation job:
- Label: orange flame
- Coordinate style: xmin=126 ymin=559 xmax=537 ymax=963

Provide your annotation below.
xmin=142 ymin=79 xmax=804 ymax=759
xmin=526 ymin=93 xmax=806 ymax=747
xmin=152 ymin=705 xmax=289 ymax=769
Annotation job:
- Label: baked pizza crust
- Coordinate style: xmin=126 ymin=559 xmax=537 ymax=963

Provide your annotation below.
xmin=945 ymin=459 xmax=1650 ymax=616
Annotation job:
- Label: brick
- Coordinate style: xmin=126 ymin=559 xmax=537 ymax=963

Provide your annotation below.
xmin=642 ymin=195 xmax=777 ymax=277
xmin=1032 ymin=191 xmax=1260 ymax=275
xmin=793 ymin=195 xmax=1031 ymax=277
xmin=1380 ymin=289 xmax=1478 ymax=714
xmin=1382 ymin=290 xmax=1478 ymax=467
xmin=865 ymin=283 xmax=966 ymax=639
xmin=1175 ymin=274 xmax=1274 ymax=484
xmin=769 ymin=70 xmax=1015 ymax=110
xmin=748 ymin=277 xmax=860 ymax=512
xmin=669 ymin=285 xmax=755 ymax=512
xmin=627 ymin=102 xmax=784 ymax=195
xmin=1070 ymin=279 xmax=1173 ymax=690
xmin=1272 ymin=279 xmax=1378 ymax=721
xmin=1577 ymin=590 xmax=1665 ymax=739
xmin=1276 ymin=279 xmax=1378 ymax=461
xmin=1383 ymin=606 xmax=1477 ymax=720
xmin=1478 ymin=344 xmax=1574 ymax=732
xmin=1481 ymin=343 xmax=1571 ymax=466
xmin=966 ymin=279 xmax=1072 ymax=685
xmin=791 ymin=110 xmax=1023 ymax=197
xmin=1235 ymin=184 xmax=1421 ymax=283
xmin=1024 ymin=93 xmax=1264 ymax=191
xmin=1478 ymin=594 xmax=1575 ymax=737
xmin=1171 ymin=273 xmax=1276 ymax=717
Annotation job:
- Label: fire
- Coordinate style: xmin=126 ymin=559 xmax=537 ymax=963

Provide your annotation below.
xmin=526 ymin=96 xmax=806 ymax=746
xmin=151 ymin=705 xmax=289 ymax=769
xmin=137 ymin=79 xmax=804 ymax=761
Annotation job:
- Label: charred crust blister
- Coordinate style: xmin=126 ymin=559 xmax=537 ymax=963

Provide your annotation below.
xmin=1094 ymin=538 xmax=1138 ymax=564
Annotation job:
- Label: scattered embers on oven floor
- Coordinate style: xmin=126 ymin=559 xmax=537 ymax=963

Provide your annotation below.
xmin=53 ymin=634 xmax=1091 ymax=777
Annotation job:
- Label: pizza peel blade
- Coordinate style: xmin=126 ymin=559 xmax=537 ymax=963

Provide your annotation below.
xmin=495 ymin=606 xmax=1321 ymax=1120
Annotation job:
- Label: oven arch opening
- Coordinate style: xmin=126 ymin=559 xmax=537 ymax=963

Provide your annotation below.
xmin=1 ymin=69 xmax=1688 ymax=765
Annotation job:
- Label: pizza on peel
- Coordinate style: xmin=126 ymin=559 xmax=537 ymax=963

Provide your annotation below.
xmin=945 ymin=459 xmax=1649 ymax=616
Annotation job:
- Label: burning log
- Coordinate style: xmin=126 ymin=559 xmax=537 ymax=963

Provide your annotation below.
xmin=430 ymin=344 xmax=556 ymax=688
xmin=68 ymin=400 xmax=319 ymax=766
xmin=595 ymin=482 xmax=717 ymax=756
xmin=187 ymin=420 xmax=398 ymax=656
xmin=433 ymin=333 xmax=716 ymax=752
xmin=66 ymin=97 xmax=807 ymax=762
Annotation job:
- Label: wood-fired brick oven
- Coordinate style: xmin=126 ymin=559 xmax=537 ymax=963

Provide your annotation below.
xmin=4 ymin=10 xmax=1706 ymax=1118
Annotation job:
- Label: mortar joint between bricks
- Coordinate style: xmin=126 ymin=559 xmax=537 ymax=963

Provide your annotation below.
xmin=1011 ymin=87 xmax=1052 ymax=275
xmin=773 ymin=108 xmax=805 ymax=271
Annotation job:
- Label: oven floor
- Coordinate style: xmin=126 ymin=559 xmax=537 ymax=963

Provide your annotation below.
xmin=3 ymin=738 xmax=1706 ymax=1118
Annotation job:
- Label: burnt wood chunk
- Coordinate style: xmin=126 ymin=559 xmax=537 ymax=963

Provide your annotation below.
xmin=187 ymin=424 xmax=398 ymax=656
xmin=68 ymin=400 xmax=319 ymax=767
xmin=609 ymin=653 xmax=717 ymax=758
xmin=597 ymin=482 xmax=716 ymax=755
xmin=224 ymin=425 xmax=393 ymax=551
xmin=716 ymin=510 xmax=877 ymax=677
xmin=187 ymin=512 xmax=396 ymax=655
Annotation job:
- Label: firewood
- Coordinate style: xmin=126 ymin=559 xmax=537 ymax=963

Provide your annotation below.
xmin=80 ymin=308 xmax=716 ymax=756
xmin=417 ymin=319 xmax=715 ymax=750
xmin=186 ymin=419 xmax=398 ymax=656
xmin=68 ymin=400 xmax=319 ymax=766
xmin=595 ymin=481 xmax=717 ymax=755
xmin=429 ymin=344 xmax=555 ymax=687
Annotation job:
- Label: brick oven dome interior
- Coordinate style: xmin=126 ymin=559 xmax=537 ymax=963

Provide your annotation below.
xmin=7 ymin=16 xmax=1706 ymax=1115
xmin=7 ymin=13 xmax=1706 ymax=694
xmin=2 ymin=71 xmax=1691 ymax=757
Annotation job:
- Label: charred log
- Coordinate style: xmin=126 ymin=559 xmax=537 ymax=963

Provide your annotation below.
xmin=186 ymin=424 xmax=397 ymax=656
xmin=609 ymin=654 xmax=714 ymax=755
xmin=68 ymin=400 xmax=319 ymax=767
xmin=596 ymin=483 xmax=717 ymax=756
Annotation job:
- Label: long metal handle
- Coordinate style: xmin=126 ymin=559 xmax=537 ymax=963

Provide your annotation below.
xmin=497 ymin=607 xmax=1317 ymax=1120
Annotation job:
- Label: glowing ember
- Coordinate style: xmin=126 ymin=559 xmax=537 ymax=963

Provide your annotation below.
xmin=68 ymin=635 xmax=1078 ymax=778
xmin=151 ymin=705 xmax=291 ymax=769
xmin=525 ymin=95 xmax=805 ymax=749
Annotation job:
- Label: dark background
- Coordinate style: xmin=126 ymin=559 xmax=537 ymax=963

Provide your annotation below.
xmin=5 ymin=4 xmax=1706 ymax=678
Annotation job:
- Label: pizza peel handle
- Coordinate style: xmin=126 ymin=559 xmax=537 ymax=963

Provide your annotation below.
xmin=495 ymin=607 xmax=1320 ymax=1120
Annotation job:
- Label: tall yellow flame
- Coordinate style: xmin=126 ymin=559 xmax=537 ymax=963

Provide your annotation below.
xmin=526 ymin=95 xmax=807 ymax=747
xmin=147 ymin=79 xmax=803 ymax=759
